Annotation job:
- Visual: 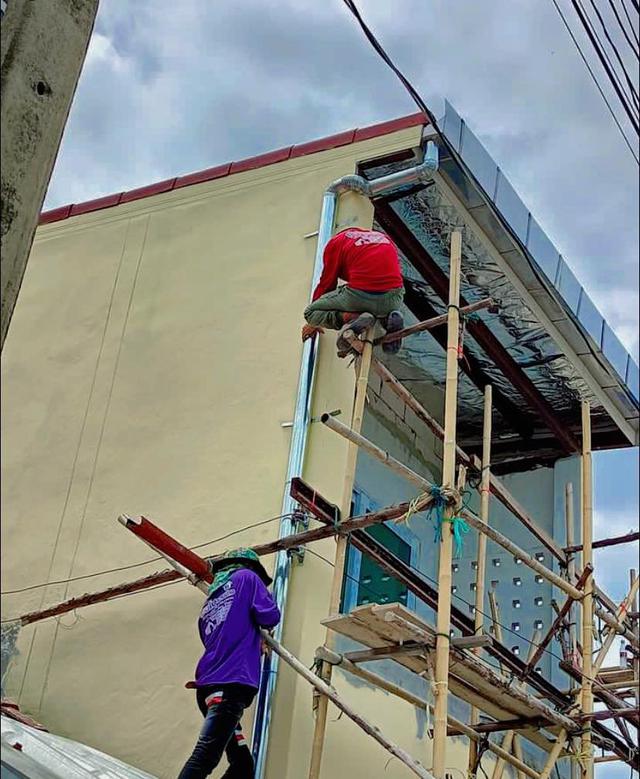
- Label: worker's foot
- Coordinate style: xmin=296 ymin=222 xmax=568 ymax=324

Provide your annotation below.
xmin=382 ymin=310 xmax=404 ymax=354
xmin=336 ymin=312 xmax=375 ymax=358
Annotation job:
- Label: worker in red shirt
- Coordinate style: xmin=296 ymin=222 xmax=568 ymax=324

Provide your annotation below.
xmin=301 ymin=227 xmax=405 ymax=356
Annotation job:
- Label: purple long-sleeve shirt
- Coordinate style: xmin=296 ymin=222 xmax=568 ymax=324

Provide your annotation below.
xmin=194 ymin=568 xmax=281 ymax=689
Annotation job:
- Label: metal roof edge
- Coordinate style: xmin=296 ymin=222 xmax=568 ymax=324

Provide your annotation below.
xmin=434 ymin=102 xmax=639 ymax=429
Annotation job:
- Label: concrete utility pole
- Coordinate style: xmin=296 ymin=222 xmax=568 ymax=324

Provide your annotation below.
xmin=1 ymin=0 xmax=99 ymax=350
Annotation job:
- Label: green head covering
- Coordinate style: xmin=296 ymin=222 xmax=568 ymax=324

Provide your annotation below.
xmin=208 ymin=547 xmax=268 ymax=596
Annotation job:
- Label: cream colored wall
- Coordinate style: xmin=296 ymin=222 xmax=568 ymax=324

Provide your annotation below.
xmin=1 ymin=123 xmax=499 ymax=779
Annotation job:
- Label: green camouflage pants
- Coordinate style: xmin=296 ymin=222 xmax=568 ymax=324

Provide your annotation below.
xmin=304 ymin=286 xmax=404 ymax=330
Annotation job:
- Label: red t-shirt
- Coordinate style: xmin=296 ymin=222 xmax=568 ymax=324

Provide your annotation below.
xmin=311 ymin=228 xmax=403 ymax=301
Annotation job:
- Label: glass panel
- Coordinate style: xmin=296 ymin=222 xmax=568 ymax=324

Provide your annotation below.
xmin=601 ymin=322 xmax=629 ymax=379
xmin=577 ymin=290 xmax=604 ymax=344
xmin=556 ymin=258 xmax=581 ymax=313
xmin=526 ymin=217 xmax=560 ymax=282
xmin=494 ymin=172 xmax=529 ymax=243
xmin=626 ymin=357 xmax=639 ymax=402
xmin=460 ymin=125 xmax=498 ymax=197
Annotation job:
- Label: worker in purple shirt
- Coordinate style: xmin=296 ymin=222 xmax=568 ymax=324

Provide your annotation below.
xmin=178 ymin=548 xmax=280 ymax=779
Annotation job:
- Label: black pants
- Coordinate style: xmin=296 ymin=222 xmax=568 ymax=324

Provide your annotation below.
xmin=177 ymin=683 xmax=256 ymax=778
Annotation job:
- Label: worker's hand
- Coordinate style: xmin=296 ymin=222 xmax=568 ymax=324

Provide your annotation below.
xmin=301 ymin=324 xmax=324 ymax=342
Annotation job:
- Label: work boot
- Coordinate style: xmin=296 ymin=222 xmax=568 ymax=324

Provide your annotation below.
xmin=382 ymin=310 xmax=404 ymax=354
xmin=336 ymin=312 xmax=375 ymax=358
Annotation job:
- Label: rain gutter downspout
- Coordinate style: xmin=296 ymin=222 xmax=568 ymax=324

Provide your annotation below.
xmin=252 ymin=140 xmax=439 ymax=778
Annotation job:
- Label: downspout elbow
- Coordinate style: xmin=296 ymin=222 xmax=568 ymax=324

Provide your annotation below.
xmin=326 ymin=174 xmax=372 ymax=197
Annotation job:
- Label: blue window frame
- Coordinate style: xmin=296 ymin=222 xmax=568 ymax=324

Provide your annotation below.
xmin=341 ymin=489 xmax=418 ymax=612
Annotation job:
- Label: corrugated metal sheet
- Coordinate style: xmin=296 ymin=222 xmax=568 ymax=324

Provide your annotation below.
xmin=1 ymin=716 xmax=157 ymax=779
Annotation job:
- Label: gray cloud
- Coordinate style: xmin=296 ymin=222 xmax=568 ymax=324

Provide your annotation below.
xmin=42 ymin=5 xmax=639 ymax=774
xmin=46 ymin=0 xmax=639 ymax=358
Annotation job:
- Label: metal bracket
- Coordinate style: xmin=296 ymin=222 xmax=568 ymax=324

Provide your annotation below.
xmin=311 ymin=408 xmax=341 ymax=424
xmin=287 ymin=546 xmax=305 ymax=565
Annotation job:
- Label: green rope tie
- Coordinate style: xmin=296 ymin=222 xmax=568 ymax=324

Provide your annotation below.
xmin=437 ymin=516 xmax=471 ymax=558
xmin=425 ymin=485 xmax=469 ymax=558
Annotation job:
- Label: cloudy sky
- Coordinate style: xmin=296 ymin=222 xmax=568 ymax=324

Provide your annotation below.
xmin=46 ymin=2 xmax=638 ymax=773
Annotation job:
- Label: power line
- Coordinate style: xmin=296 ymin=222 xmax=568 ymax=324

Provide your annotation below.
xmin=1 ymin=513 xmax=291 ymax=596
xmin=341 ymin=0 xmax=639 ymax=166
xmin=550 ymin=0 xmax=640 ymax=162
xmin=569 ymin=0 xmax=640 ymax=131
xmin=607 ymin=0 xmax=640 ymax=54
xmin=585 ymin=0 xmax=639 ymax=107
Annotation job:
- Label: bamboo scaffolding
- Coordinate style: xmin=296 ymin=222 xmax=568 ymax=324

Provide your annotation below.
xmin=321 ymin=415 xmax=583 ymax=600
xmin=431 ymin=230 xmax=462 ymax=779
xmin=580 ymin=401 xmax=594 ymax=779
xmin=592 ymin=577 xmax=640 ymax=675
xmin=564 ymin=530 xmax=640 ymax=554
xmin=308 ymin=330 xmax=374 ymax=779
xmin=491 ymin=624 xmax=543 ymax=779
xmin=539 ymin=732 xmax=569 ymax=779
xmin=375 ymin=297 xmax=495 ymax=346
xmin=565 ymin=483 xmax=577 ymax=659
xmin=369 ymin=358 xmax=565 ymax=562
xmin=520 ymin=564 xmax=592 ymax=680
xmin=631 ymin=569 xmax=639 ymax=717
xmin=315 ymin=646 xmax=540 ymax=779
xmin=468 ymin=384 xmax=492 ymax=776
xmin=11 ymin=500 xmax=636 ymax=769
xmin=564 ymin=484 xmax=580 ymax=779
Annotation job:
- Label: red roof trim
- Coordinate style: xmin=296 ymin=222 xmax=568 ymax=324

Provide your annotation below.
xmin=354 ymin=112 xmax=427 ymax=142
xmin=70 ymin=193 xmax=123 ymax=216
xmin=174 ymin=163 xmax=232 ymax=189
xmin=289 ymin=129 xmax=356 ymax=158
xmin=39 ymin=205 xmax=73 ymax=224
xmin=229 ymin=146 xmax=292 ymax=174
xmin=39 ymin=113 xmax=427 ymax=226
xmin=120 ymin=177 xmax=177 ymax=203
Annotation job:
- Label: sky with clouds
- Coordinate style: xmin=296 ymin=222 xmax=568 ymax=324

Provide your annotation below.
xmin=45 ymin=2 xmax=638 ymax=773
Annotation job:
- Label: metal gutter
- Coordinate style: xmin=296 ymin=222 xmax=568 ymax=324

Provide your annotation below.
xmin=251 ymin=141 xmax=439 ymax=778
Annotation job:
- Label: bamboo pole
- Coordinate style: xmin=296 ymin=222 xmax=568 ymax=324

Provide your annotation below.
xmin=308 ymin=332 xmax=374 ymax=779
xmin=539 ymin=732 xmax=569 ymax=779
xmin=511 ymin=735 xmax=526 ymax=779
xmin=488 ymin=595 xmax=524 ymax=779
xmin=369 ymin=357 xmax=566 ymax=563
xmin=431 ymin=230 xmax=462 ymax=779
xmin=592 ymin=577 xmax=640 ymax=675
xmin=316 ymin=647 xmax=540 ymax=779
xmin=564 ymin=481 xmax=581 ymax=779
xmin=468 ymin=385 xmax=492 ymax=775
xmin=461 ymin=513 xmax=583 ymax=600
xmin=491 ymin=628 xmax=543 ymax=779
xmin=321 ymin=417 xmax=582 ymax=599
xmin=375 ymin=297 xmax=494 ymax=346
xmin=384 ymin=611 xmax=578 ymax=732
xmin=264 ymin=633 xmax=435 ymax=779
xmin=580 ymin=400 xmax=594 ymax=779
xmin=631 ymin=569 xmax=639 ymax=716
xmin=566 ymin=483 xmax=577 ymax=660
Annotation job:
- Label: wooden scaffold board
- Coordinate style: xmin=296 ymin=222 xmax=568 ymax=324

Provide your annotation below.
xmin=323 ymin=602 xmax=575 ymax=755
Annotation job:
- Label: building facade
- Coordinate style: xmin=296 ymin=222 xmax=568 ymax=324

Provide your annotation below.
xmin=2 ymin=107 xmax=638 ymax=778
